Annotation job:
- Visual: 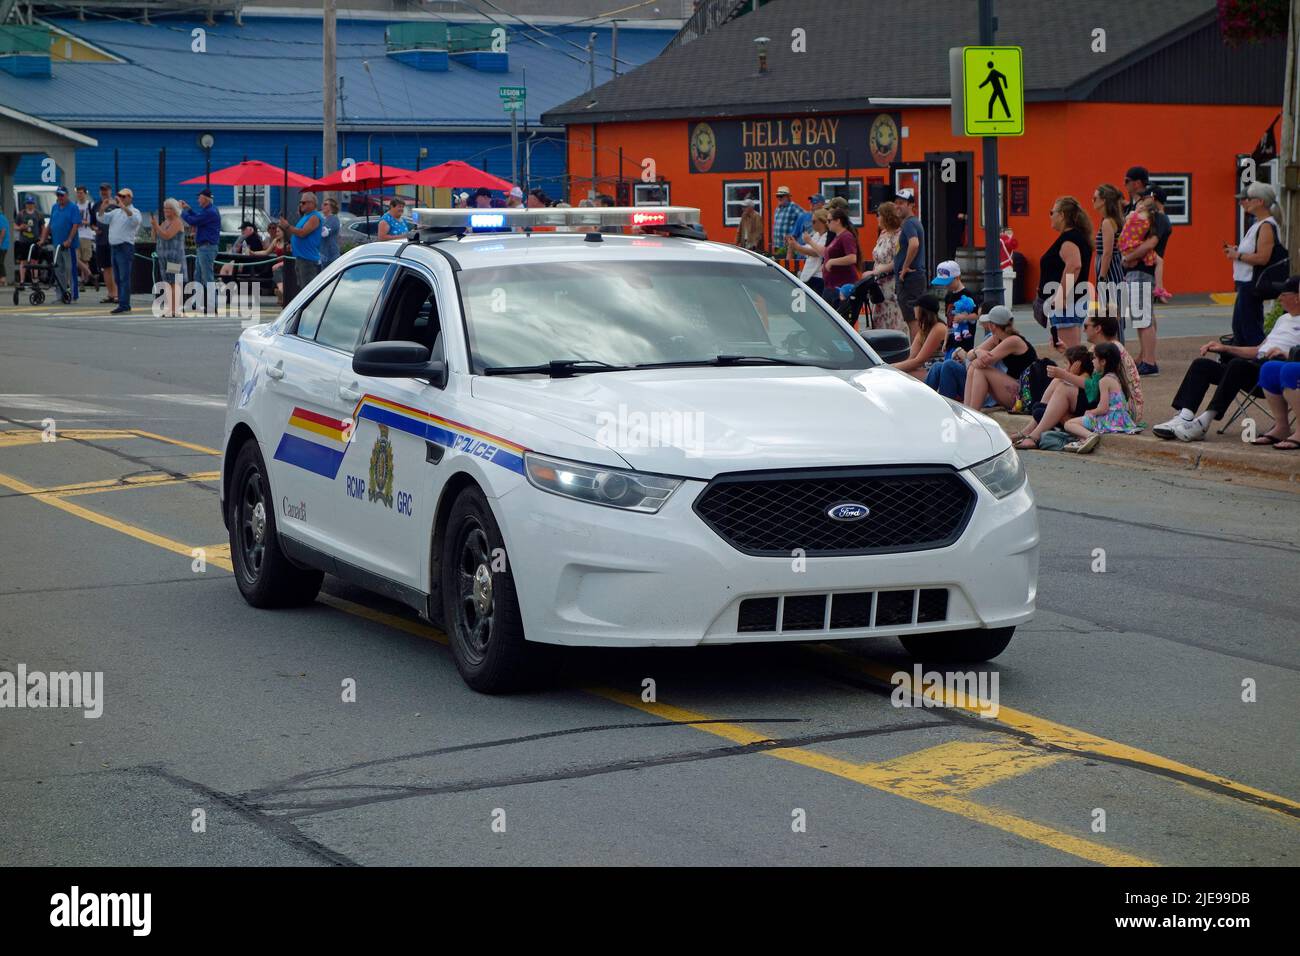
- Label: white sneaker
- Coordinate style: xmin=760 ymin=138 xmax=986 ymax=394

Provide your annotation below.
xmin=1173 ymin=418 xmax=1207 ymax=442
xmin=1152 ymin=415 xmax=1185 ymax=440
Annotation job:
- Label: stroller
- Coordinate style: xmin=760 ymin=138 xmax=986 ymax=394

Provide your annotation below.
xmin=836 ymin=274 xmax=886 ymax=329
xmin=11 ymin=242 xmax=72 ymax=306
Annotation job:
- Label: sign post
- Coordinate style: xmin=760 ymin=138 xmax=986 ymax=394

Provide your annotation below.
xmin=500 ymin=86 xmax=526 ymax=186
xmin=950 ymin=1 xmax=1022 ymax=304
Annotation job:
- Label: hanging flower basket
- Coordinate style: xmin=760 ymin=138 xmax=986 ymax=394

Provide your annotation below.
xmin=1218 ymin=0 xmax=1289 ymax=43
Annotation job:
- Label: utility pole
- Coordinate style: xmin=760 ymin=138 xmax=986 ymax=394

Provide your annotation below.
xmin=323 ymin=0 xmax=337 ymax=177
xmin=1281 ymin=0 xmax=1300 ymax=271
xmin=979 ymin=0 xmax=1004 ymax=304
xmin=588 ymin=32 xmax=596 ymax=90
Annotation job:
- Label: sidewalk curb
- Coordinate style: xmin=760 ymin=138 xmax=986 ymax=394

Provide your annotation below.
xmin=991 ymin=411 xmax=1300 ymax=484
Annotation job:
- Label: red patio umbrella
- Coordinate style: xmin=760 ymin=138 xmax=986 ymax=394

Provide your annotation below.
xmin=306 ymin=161 xmax=415 ymax=192
xmin=181 ymin=160 xmax=314 ymax=188
xmin=386 ymin=160 xmax=514 ymax=191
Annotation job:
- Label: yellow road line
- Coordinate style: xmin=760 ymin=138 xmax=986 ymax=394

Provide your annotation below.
xmin=0 ymin=470 xmax=232 ymax=572
xmin=851 ymin=739 xmax=1066 ymax=797
xmin=127 ymin=429 xmax=222 ymax=456
xmin=813 ymin=645 xmax=1300 ymax=818
xmin=0 ymin=428 xmax=140 ymax=448
xmin=40 ymin=471 xmax=220 ymax=498
xmin=592 ymin=686 xmax=1152 ymax=866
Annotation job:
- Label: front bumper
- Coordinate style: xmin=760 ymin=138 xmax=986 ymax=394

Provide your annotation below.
xmin=496 ymin=470 xmax=1039 ymax=648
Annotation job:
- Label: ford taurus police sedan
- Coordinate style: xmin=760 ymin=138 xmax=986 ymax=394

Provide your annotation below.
xmin=221 ymin=207 xmax=1038 ymax=692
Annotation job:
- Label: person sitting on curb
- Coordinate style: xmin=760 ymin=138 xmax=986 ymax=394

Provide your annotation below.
xmin=1253 ymin=358 xmax=1300 ymax=450
xmin=1153 ymin=277 xmax=1300 ymax=442
xmin=925 ymin=298 xmax=992 ymax=399
xmin=963 ymin=305 xmax=1038 ymax=410
xmin=1083 ymin=312 xmax=1144 ymax=425
xmin=892 ymin=293 xmax=948 ymax=380
xmin=1013 ymin=346 xmax=1097 ymax=449
xmin=1061 ymin=342 xmax=1141 ymax=453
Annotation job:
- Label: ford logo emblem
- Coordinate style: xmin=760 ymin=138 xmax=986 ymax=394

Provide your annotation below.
xmin=827 ymin=502 xmax=870 ymax=522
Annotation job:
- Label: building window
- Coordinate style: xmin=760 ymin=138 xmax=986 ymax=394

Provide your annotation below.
xmin=1149 ymin=173 xmax=1190 ymax=225
xmin=722 ymin=181 xmax=763 ymax=226
xmin=818 ymin=178 xmax=863 ymax=225
xmin=633 ymin=182 xmax=669 ymax=206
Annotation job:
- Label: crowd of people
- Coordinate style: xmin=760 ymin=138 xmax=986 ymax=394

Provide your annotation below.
xmin=753 ymin=167 xmax=1297 ymax=455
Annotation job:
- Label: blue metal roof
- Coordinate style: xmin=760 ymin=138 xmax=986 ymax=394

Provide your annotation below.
xmin=0 ymin=15 xmax=672 ymax=128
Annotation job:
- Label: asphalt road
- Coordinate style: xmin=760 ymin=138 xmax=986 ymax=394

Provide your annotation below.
xmin=1 ymin=302 xmax=1297 ymax=867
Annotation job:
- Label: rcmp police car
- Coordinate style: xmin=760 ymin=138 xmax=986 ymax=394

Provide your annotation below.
xmin=221 ymin=207 xmax=1037 ymax=692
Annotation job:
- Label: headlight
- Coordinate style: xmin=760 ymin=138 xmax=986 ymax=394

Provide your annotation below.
xmin=524 ymin=453 xmax=681 ymax=513
xmin=967 ymin=446 xmax=1026 ymax=499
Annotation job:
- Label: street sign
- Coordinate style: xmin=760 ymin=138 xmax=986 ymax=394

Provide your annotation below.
xmin=502 ymin=100 xmax=523 ymax=112
xmin=498 ymin=85 xmax=526 ymax=99
xmin=950 ymin=46 xmax=1024 ymax=137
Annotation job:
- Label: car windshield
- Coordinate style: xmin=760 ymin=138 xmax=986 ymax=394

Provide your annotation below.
xmin=457 ymin=259 xmax=874 ymax=373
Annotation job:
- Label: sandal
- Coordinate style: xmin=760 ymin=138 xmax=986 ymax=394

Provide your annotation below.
xmin=1252 ymin=434 xmax=1283 ymax=446
xmin=1273 ymin=439 xmax=1300 ymax=451
xmin=1064 ymin=433 xmax=1101 ymax=454
xmin=1013 ymin=436 xmax=1038 ymax=449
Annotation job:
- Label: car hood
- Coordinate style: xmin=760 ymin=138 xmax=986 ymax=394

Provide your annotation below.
xmin=470 ymin=365 xmax=1003 ymax=479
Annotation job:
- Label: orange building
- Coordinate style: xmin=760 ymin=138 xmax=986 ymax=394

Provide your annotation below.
xmin=544 ymin=0 xmax=1288 ymax=297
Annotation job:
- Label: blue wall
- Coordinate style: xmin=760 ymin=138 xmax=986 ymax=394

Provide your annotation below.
xmin=13 ymin=127 xmax=568 ymax=216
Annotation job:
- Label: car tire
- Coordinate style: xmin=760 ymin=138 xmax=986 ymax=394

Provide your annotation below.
xmin=228 ymin=439 xmax=323 ymax=608
xmin=898 ymin=626 xmax=1014 ymax=664
xmin=441 ymin=485 xmax=542 ymax=693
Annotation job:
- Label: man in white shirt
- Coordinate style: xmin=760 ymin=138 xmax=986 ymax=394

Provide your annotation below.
xmin=101 ymin=187 xmax=143 ymax=314
xmin=1154 ymin=276 xmax=1300 ymax=441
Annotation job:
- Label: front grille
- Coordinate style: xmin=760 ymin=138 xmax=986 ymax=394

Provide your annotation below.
xmin=736 ymin=588 xmax=949 ymax=633
xmin=694 ymin=467 xmax=976 ymax=556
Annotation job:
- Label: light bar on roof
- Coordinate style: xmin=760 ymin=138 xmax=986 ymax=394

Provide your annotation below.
xmin=411 ymin=206 xmax=702 ymax=232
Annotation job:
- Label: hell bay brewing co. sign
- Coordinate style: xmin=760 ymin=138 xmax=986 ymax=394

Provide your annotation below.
xmin=687 ymin=113 xmax=902 ymax=173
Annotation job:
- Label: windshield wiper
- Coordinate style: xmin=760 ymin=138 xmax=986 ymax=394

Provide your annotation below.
xmin=636 ymin=354 xmax=814 ymax=369
xmin=483 ymin=359 xmax=632 ymax=378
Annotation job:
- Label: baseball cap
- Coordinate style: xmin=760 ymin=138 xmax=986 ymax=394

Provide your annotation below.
xmin=198 ymin=188 xmax=213 ymax=198
xmin=932 ymin=260 xmax=961 ymax=286
xmin=808 ymin=194 xmax=825 ymax=204
xmin=55 ymin=186 xmax=68 ymax=196
xmin=982 ymin=304 xmax=1014 ymax=326
xmin=1124 ymin=166 xmax=1149 ymax=183
xmin=916 ymin=293 xmax=940 ymax=313
xmin=99 ymin=182 xmax=112 ymax=191
xmin=22 ymin=194 xmax=35 ymax=204
xmin=458 ymin=191 xmax=469 ymax=201
xmin=776 ymin=185 xmax=791 ymax=196
xmin=838 ymin=283 xmax=857 ymax=299
xmin=894 ymin=187 xmax=916 ymax=203
xmin=1281 ymin=276 xmax=1300 ymax=294
xmin=509 ymin=186 xmax=523 ymax=199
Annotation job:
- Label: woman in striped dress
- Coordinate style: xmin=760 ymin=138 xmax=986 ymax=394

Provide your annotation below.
xmin=1092 ymin=184 xmax=1125 ymax=326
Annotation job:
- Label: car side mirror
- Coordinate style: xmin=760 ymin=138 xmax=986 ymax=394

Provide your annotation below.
xmin=353 ymin=340 xmax=447 ymax=388
xmin=862 ymin=328 xmax=912 ymax=365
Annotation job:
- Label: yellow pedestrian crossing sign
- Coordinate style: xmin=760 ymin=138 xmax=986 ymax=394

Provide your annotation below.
xmin=952 ymin=46 xmax=1024 ymax=136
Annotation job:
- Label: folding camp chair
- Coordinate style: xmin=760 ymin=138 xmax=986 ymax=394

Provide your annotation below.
xmin=1217 ymin=385 xmax=1274 ymax=435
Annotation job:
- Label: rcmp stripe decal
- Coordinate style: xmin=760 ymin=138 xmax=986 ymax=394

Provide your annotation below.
xmin=273 ymin=432 xmax=346 ymax=479
xmin=273 ymin=396 xmax=528 ymax=478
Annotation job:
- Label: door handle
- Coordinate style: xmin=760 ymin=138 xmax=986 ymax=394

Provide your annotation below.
xmin=338 ymin=384 xmax=362 ymax=403
xmin=265 ymin=361 xmax=285 ymax=381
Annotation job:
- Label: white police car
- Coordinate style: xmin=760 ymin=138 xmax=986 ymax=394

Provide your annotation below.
xmin=221 ymin=207 xmax=1037 ymax=692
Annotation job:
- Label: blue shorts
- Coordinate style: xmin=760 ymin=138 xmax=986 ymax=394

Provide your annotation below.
xmin=1258 ymin=360 xmax=1300 ymax=394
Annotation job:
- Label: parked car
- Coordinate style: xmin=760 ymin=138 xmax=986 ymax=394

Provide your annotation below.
xmin=218 ymin=207 xmax=272 ymax=251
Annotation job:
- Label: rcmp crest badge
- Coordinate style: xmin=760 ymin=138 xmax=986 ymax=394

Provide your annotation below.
xmin=368 ymin=424 xmax=395 ymax=508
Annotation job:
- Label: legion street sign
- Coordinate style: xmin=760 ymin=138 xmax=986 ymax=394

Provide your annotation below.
xmin=950 ymin=46 xmax=1024 ymax=137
